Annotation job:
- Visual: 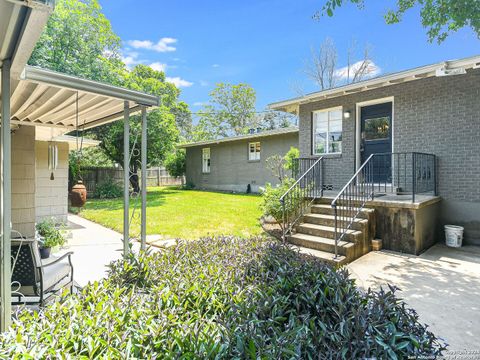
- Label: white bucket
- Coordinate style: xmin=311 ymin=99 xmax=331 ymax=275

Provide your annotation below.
xmin=444 ymin=225 xmax=464 ymax=248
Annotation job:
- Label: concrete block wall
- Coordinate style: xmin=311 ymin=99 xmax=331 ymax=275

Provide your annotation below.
xmin=185 ymin=132 xmax=299 ymax=193
xmin=298 ymin=68 xmax=480 ymax=244
xmin=35 ymin=141 xmax=69 ymax=224
xmin=11 ymin=126 xmax=36 ymax=238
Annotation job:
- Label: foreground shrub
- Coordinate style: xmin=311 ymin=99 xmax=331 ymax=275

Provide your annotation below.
xmin=0 ymin=237 xmax=446 ymax=358
xmin=93 ymin=178 xmax=123 ymax=198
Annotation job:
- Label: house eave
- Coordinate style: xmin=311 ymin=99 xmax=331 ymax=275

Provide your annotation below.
xmin=269 ymin=55 xmax=480 ymax=113
xmin=179 ymin=127 xmax=299 ymax=148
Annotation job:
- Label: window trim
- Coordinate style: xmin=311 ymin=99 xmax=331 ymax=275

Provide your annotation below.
xmin=248 ymin=141 xmax=261 ymax=161
xmin=312 ymin=106 xmax=343 ymax=156
xmin=202 ymin=147 xmax=210 ymax=173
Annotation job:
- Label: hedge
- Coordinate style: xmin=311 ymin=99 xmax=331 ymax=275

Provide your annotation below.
xmin=0 ymin=236 xmax=446 ymax=358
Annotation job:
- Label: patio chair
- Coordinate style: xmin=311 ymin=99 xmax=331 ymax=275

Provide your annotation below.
xmin=11 ymin=238 xmax=74 ymax=306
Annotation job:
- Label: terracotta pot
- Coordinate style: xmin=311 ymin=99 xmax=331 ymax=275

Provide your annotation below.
xmin=70 ymin=181 xmax=87 ymax=207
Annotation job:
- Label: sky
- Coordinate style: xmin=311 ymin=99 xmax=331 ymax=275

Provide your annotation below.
xmin=101 ymin=0 xmax=479 ymax=116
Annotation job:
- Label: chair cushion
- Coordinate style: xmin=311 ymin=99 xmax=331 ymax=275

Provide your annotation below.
xmin=41 ymin=260 xmax=71 ymax=291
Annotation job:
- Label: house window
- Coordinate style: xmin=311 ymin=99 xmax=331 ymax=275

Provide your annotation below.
xmin=202 ymin=148 xmax=210 ymax=173
xmin=313 ymin=108 xmax=343 ymax=155
xmin=248 ymin=142 xmax=261 ymax=161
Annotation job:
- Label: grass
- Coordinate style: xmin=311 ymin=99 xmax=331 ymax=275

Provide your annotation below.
xmin=80 ymin=186 xmax=263 ymax=239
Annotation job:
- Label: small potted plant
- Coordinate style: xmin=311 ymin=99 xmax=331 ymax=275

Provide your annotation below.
xmin=36 ymin=218 xmax=66 ymax=259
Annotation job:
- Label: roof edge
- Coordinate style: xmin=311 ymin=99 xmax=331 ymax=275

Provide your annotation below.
xmin=269 ymin=55 xmax=480 ymax=112
xmin=179 ymin=127 xmax=299 ymax=148
xmin=21 ymin=65 xmax=160 ymax=106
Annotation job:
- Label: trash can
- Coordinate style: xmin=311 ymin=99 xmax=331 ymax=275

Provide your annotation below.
xmin=444 ymin=225 xmax=464 ymax=248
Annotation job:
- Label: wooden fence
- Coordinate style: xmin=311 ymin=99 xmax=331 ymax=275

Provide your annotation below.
xmin=80 ymin=166 xmax=183 ymax=194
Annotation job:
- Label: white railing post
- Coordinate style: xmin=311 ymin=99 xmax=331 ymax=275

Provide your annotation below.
xmin=0 ymin=59 xmax=12 ymax=330
xmin=123 ymin=101 xmax=130 ymax=257
xmin=140 ymin=106 xmax=147 ymax=250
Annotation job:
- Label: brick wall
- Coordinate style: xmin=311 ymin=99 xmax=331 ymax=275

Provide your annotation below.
xmin=298 ymin=68 xmax=480 ymax=243
xmin=185 ymin=132 xmax=299 ymax=193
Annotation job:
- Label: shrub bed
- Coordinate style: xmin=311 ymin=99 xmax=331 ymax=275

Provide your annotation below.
xmin=0 ymin=237 xmax=446 ymax=358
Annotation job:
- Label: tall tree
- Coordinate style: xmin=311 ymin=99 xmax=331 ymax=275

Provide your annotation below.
xmin=193 ymin=83 xmax=256 ymax=140
xmin=29 ymin=0 xmax=126 ymax=85
xmin=29 ymin=0 xmax=188 ymax=192
xmin=304 ymin=37 xmax=377 ymax=90
xmin=315 ymin=0 xmax=480 ymax=43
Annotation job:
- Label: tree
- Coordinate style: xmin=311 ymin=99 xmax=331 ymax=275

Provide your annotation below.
xmin=192 ymin=83 xmax=256 ymax=140
xmin=164 ymin=149 xmax=186 ymax=184
xmin=30 ymin=0 xmax=187 ymax=192
xmin=315 ymin=0 xmax=480 ymax=43
xmin=91 ymin=107 xmax=179 ymax=193
xmin=304 ymin=37 xmax=377 ymax=90
xmin=254 ymin=110 xmax=296 ymax=130
xmin=29 ymin=0 xmax=126 ymax=85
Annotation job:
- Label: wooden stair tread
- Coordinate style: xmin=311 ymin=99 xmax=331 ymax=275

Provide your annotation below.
xmin=289 ymin=233 xmax=354 ymax=248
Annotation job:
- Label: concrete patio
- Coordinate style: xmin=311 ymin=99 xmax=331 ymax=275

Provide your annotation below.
xmin=64 ymin=215 xmax=125 ymax=287
xmin=348 ymin=244 xmax=480 ymax=352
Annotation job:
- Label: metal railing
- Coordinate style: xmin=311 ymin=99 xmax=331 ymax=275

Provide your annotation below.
xmin=331 ymin=152 xmax=436 ymax=258
xmin=280 ymin=157 xmax=324 ymax=240
xmin=331 ymin=154 xmax=375 ymax=258
xmin=364 ymin=152 xmax=437 ymax=201
xmin=291 ymin=157 xmax=320 ymax=179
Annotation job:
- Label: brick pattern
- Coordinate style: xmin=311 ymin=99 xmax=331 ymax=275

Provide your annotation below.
xmin=12 ymin=126 xmax=36 ymax=237
xmin=298 ymin=68 xmax=480 ymax=203
xmin=186 ymin=132 xmax=299 ymax=192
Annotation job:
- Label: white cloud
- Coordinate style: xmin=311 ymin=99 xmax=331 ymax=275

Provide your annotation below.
xmin=199 ymin=80 xmax=209 ymax=87
xmin=212 ymin=64 xmax=220 ymax=68
xmin=149 ymin=62 xmax=167 ymax=72
xmin=193 ymin=101 xmax=207 ymax=106
xmin=128 ymin=37 xmax=177 ymax=52
xmin=334 ymin=60 xmax=381 ymax=80
xmin=122 ymin=51 xmax=142 ymax=68
xmin=166 ymin=77 xmax=193 ymax=88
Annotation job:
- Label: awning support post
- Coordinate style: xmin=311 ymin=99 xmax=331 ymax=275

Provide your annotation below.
xmin=0 ymin=59 xmax=12 ymax=331
xmin=140 ymin=106 xmax=147 ymax=250
xmin=123 ymin=101 xmax=130 ymax=257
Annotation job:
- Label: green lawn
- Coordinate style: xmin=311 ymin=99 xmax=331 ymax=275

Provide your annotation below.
xmin=80 ymin=186 xmax=263 ymax=239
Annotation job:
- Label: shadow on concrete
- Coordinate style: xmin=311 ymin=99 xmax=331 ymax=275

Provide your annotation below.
xmin=348 ymin=244 xmax=480 ymax=351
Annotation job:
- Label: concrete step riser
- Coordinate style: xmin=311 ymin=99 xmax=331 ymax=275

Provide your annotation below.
xmin=311 ymin=206 xmax=370 ymax=219
xmin=296 ymin=225 xmax=361 ymax=242
xmin=303 ymin=215 xmax=366 ymax=231
xmin=289 ymin=236 xmax=352 ymax=257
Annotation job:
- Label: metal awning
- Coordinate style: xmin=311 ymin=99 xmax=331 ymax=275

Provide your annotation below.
xmin=0 ymin=65 xmax=159 ymax=131
xmin=1 ymin=0 xmax=157 ymax=331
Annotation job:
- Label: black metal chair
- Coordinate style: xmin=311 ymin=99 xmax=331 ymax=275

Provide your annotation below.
xmin=11 ymin=238 xmax=74 ymax=306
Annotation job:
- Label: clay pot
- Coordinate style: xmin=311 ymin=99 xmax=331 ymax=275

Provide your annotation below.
xmin=70 ymin=181 xmax=87 ymax=207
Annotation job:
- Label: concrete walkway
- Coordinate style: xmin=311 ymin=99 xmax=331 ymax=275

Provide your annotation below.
xmin=348 ymin=244 xmax=480 ymax=352
xmin=64 ymin=215 xmax=125 ymax=287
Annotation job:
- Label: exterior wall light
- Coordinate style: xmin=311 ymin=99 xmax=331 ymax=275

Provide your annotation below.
xmin=344 ymin=110 xmax=351 ymax=119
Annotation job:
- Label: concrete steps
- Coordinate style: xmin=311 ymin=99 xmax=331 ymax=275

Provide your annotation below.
xmin=294 ymin=245 xmax=347 ymax=266
xmin=287 ymin=199 xmax=375 ymax=265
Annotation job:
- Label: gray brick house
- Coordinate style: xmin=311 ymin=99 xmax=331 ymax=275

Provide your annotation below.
xmin=181 ymin=127 xmax=298 ymax=193
xmin=269 ymin=55 xmax=480 ymax=261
